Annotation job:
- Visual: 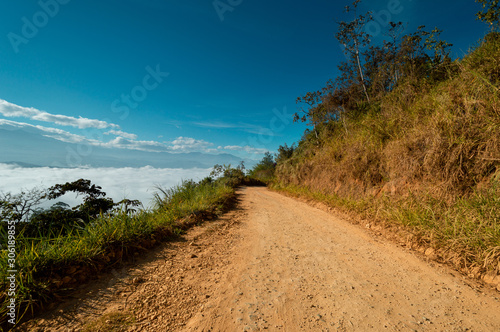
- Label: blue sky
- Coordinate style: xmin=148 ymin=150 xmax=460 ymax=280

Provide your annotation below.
xmin=0 ymin=0 xmax=490 ymax=162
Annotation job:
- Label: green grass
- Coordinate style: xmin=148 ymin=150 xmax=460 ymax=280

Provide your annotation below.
xmin=271 ymin=180 xmax=500 ymax=274
xmin=382 ymin=185 xmax=500 ymax=269
xmin=0 ymin=178 xmax=235 ymax=327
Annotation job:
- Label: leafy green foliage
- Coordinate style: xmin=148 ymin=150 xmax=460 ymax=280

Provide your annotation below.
xmin=248 ymin=152 xmax=276 ymax=182
xmin=0 ymin=188 xmax=45 ymax=223
xmin=275 ymin=143 xmax=295 ymax=164
xmin=0 ymin=179 xmax=142 ymax=239
xmin=210 ymin=162 xmax=246 ymax=187
xmin=45 ymin=179 xmax=115 ymax=220
xmin=476 ymin=0 xmax=500 ymax=30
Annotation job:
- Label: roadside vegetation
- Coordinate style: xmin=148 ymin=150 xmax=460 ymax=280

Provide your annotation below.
xmin=247 ymin=152 xmax=276 ymax=183
xmin=0 ymin=163 xmax=247 ymax=326
xmin=257 ymin=1 xmax=500 ymax=277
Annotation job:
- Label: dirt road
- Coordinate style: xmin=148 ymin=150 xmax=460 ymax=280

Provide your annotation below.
xmin=23 ymin=187 xmax=500 ymax=331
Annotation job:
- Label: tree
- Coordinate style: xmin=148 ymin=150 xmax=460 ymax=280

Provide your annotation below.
xmin=294 ymin=2 xmax=453 ymax=131
xmin=476 ymin=0 xmax=500 ymax=30
xmin=115 ymin=199 xmax=143 ymax=215
xmin=0 ymin=188 xmax=45 ymax=223
xmin=249 ymin=152 xmax=276 ymax=180
xmin=45 ymin=179 xmax=115 ymax=220
xmin=275 ymin=143 xmax=295 ymax=164
xmin=259 ymin=152 xmax=275 ymax=169
xmin=335 ymin=0 xmax=373 ymax=102
xmin=209 ymin=163 xmax=246 ymax=187
xmin=1 ymin=179 xmax=142 ymax=238
xmin=28 ymin=202 xmax=82 ymax=236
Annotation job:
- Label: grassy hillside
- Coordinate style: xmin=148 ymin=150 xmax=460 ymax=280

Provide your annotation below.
xmin=273 ymin=32 xmax=500 ymax=278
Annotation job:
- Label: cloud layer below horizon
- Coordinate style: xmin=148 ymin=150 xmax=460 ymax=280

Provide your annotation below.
xmin=0 ymin=163 xmax=212 ymax=208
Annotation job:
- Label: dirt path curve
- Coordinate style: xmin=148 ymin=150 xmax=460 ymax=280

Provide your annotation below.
xmin=21 ymin=187 xmax=500 ymax=332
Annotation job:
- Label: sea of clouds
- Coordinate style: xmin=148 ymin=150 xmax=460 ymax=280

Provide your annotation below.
xmin=0 ymin=164 xmax=212 ymax=209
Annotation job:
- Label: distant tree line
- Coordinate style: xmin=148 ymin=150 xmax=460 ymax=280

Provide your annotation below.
xmin=248 ymin=146 xmax=297 ymax=182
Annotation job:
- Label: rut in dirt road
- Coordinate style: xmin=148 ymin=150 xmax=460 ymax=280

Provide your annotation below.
xmin=183 ymin=187 xmax=500 ymax=331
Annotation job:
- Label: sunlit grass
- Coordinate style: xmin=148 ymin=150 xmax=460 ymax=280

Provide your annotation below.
xmin=272 ymin=180 xmax=500 ymax=273
xmin=0 ymin=179 xmax=235 ymax=325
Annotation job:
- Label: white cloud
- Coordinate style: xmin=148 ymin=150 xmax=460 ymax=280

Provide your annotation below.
xmin=223 ymin=145 xmax=268 ymax=154
xmin=101 ymin=137 xmax=169 ymax=152
xmin=3 ymin=115 xmax=271 ymax=163
xmin=0 ymin=119 xmax=160 ymax=152
xmin=1 ymin=119 xmax=223 ymax=154
xmin=192 ymin=121 xmax=239 ymax=129
xmin=104 ymin=130 xmax=138 ymax=140
xmin=0 ymin=164 xmax=212 ymax=208
xmin=205 ymin=149 xmax=219 ymax=153
xmin=170 ymin=136 xmax=214 ymax=152
xmin=0 ymin=99 xmax=276 ymax=160
xmin=0 ymin=99 xmax=119 ymax=129
xmin=192 ymin=121 xmax=277 ymax=136
xmin=0 ymin=119 xmax=95 ymax=144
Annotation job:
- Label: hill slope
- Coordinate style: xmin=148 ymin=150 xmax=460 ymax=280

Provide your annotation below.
xmin=274 ymin=33 xmax=500 ymax=274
